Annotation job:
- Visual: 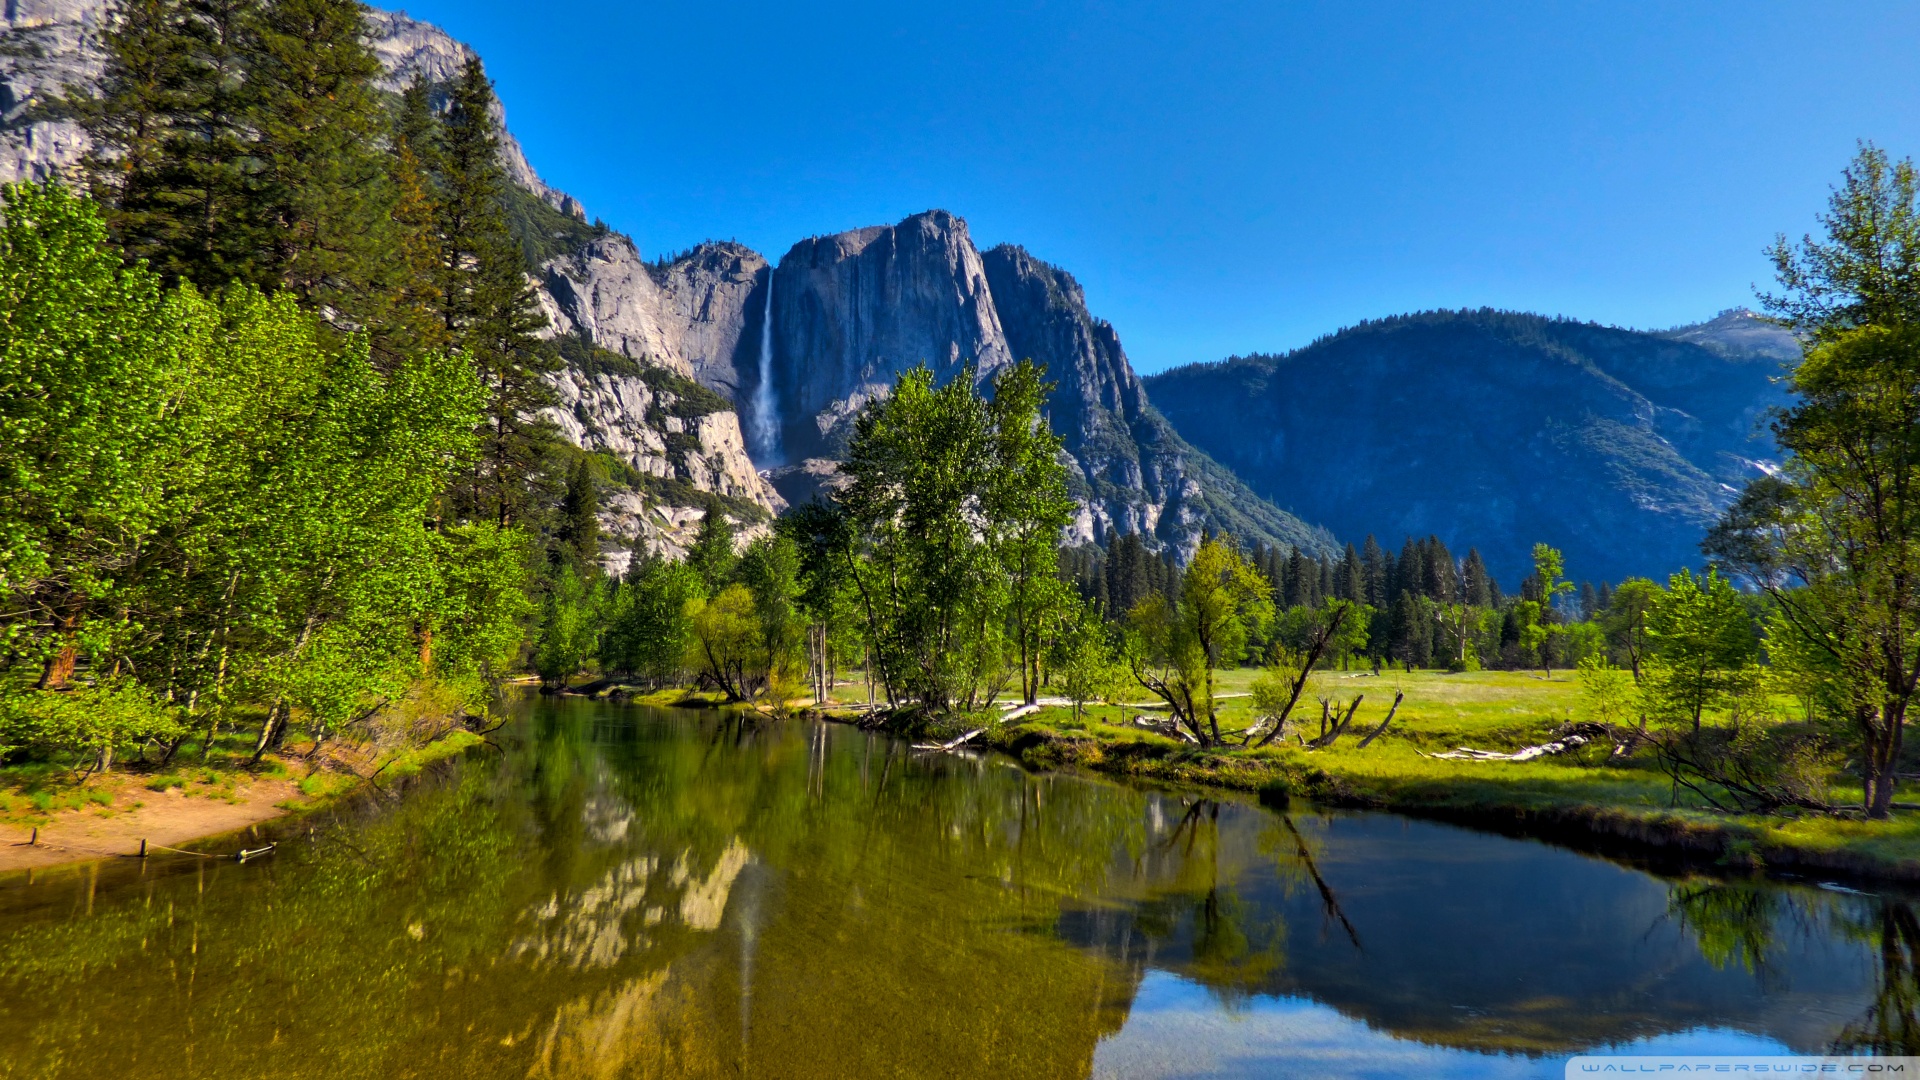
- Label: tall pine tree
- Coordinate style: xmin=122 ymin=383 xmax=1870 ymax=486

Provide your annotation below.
xmin=433 ymin=57 xmax=559 ymax=528
xmin=244 ymin=0 xmax=394 ymax=322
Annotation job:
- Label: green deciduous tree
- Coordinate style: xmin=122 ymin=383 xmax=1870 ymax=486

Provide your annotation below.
xmin=600 ymin=558 xmax=701 ymax=687
xmin=1125 ymin=536 xmax=1274 ymax=747
xmin=1709 ymin=144 xmax=1920 ymax=818
xmin=836 ymin=362 xmax=1068 ymax=713
xmin=533 ymin=564 xmax=598 ymax=690
xmin=689 ymin=583 xmax=760 ymax=702
xmin=0 ymin=182 xmax=514 ymax=768
xmin=1642 ymin=569 xmax=1758 ymax=734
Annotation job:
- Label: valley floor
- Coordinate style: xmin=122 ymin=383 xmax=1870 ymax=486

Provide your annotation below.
xmin=803 ymin=668 xmax=1920 ymax=887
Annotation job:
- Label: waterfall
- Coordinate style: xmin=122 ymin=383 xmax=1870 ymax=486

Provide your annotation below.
xmin=750 ymin=274 xmax=781 ymax=463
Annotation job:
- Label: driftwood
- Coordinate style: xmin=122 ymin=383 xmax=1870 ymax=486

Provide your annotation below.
xmin=1134 ymin=716 xmax=1199 ymax=744
xmin=1354 ymin=693 xmax=1405 ymax=750
xmin=912 ymin=729 xmax=984 ymax=753
xmin=1427 ymin=723 xmax=1607 ymax=761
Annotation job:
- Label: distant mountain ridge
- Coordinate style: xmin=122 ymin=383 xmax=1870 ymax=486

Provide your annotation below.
xmin=1144 ymin=308 xmax=1795 ymax=584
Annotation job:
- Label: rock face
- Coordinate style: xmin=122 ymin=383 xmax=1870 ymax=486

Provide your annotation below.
xmin=362 ymin=10 xmax=580 ymax=218
xmin=539 ymin=236 xmax=769 ymax=394
xmin=746 ymin=211 xmax=1334 ymax=557
xmin=0 ymin=0 xmax=105 ymax=184
xmin=981 ymin=243 xmax=1331 ymax=555
xmin=1659 ymin=307 xmax=1801 ymax=362
xmin=766 ymin=212 xmax=1014 ymax=461
xmin=543 ymin=366 xmax=781 ymax=562
xmin=1143 ymin=309 xmax=1792 ymax=584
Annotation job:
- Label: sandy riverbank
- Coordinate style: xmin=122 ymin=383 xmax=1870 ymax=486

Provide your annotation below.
xmin=0 ymin=776 xmax=304 ymax=872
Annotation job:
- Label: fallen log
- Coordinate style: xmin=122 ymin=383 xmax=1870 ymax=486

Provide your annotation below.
xmin=912 ymin=729 xmax=984 ymax=753
xmin=1133 ymin=716 xmax=1199 ymax=744
xmin=1431 ymin=735 xmax=1591 ymax=761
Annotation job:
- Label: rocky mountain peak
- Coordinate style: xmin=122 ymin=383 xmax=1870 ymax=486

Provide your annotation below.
xmin=1659 ymin=307 xmax=1800 ymax=362
xmin=767 ymin=209 xmax=1012 ymax=463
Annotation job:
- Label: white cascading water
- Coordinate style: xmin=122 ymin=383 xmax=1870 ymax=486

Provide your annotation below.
xmin=750 ymin=274 xmax=781 ymax=463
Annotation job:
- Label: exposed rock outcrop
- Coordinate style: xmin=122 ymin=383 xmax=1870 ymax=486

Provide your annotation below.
xmin=766 ymin=211 xmax=1014 ymax=462
xmin=0 ymin=0 xmax=105 ymax=184
xmin=539 ymin=236 xmax=769 ymax=394
xmin=982 ymin=243 xmax=1332 ymax=555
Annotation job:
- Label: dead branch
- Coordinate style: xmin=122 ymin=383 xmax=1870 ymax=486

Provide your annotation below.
xmin=1355 ymin=692 xmax=1405 ymax=749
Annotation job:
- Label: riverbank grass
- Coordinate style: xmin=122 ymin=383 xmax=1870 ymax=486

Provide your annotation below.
xmin=947 ymin=669 xmax=1920 ymax=882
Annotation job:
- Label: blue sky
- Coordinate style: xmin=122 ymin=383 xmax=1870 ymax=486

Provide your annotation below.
xmin=394 ymin=0 xmax=1919 ymax=373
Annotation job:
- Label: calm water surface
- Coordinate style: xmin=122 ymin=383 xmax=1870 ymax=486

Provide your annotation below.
xmin=1 ymin=696 xmax=1916 ymax=1078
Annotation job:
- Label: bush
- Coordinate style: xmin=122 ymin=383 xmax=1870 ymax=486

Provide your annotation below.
xmin=0 ymin=682 xmax=184 ymax=774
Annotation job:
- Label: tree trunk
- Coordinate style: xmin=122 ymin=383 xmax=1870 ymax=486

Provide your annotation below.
xmin=1867 ymin=702 xmax=1906 ymax=821
xmin=251 ymin=701 xmax=285 ymax=764
xmin=37 ymin=603 xmax=83 ymax=689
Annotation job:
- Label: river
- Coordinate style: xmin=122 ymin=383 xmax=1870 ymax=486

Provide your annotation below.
xmin=0 ymin=696 xmax=1913 ymax=1078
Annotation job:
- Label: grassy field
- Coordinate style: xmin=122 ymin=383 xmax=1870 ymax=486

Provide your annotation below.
xmin=811 ymin=668 xmax=1920 ymax=884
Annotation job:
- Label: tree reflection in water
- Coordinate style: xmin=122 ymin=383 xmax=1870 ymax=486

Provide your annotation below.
xmin=1 ymin=701 xmax=1914 ymax=1078
xmin=1668 ymin=878 xmax=1920 ymax=1054
xmin=1833 ymin=900 xmax=1920 ymax=1053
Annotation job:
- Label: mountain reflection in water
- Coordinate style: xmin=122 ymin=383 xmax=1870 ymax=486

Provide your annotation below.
xmin=0 ymin=696 xmax=1914 ymax=1079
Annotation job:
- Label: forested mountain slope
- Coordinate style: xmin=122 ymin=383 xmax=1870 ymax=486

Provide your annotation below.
xmin=1143 ymin=309 xmax=1795 ymax=583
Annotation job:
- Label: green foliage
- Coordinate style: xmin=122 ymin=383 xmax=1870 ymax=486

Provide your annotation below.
xmin=533 ymin=565 xmax=599 ymax=689
xmin=430 ymin=60 xmax=560 ymax=529
xmin=738 ymin=535 xmax=806 ymax=709
xmin=0 ymin=681 xmax=182 ymax=772
xmin=1763 ymin=143 xmax=1920 ymax=338
xmin=0 ymin=182 xmax=519 ymax=766
xmin=75 ymin=0 xmax=404 ymax=346
xmin=501 ymin=183 xmax=606 ymax=270
xmin=600 ymin=558 xmax=702 ymax=685
xmin=1577 ymin=655 xmax=1638 ymax=731
xmin=1050 ymin=601 xmax=1124 ymax=720
xmin=1124 ymin=537 xmax=1275 ymax=746
xmin=685 ymin=505 xmax=737 ymax=596
xmin=1603 ymin=577 xmax=1661 ymax=678
xmin=1713 ymin=145 xmax=1920 ymax=816
xmin=555 ymin=454 xmax=601 ymax=569
xmin=836 ymin=361 xmax=1074 ymax=713
xmin=1642 ymin=570 xmax=1759 ymax=734
xmin=688 ymin=583 xmax=761 ymax=702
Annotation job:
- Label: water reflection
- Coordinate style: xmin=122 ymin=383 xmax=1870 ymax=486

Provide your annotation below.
xmin=0 ymin=697 xmax=1913 ymax=1078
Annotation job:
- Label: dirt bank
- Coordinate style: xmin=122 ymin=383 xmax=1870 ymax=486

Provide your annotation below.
xmin=0 ymin=776 xmax=304 ymax=872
